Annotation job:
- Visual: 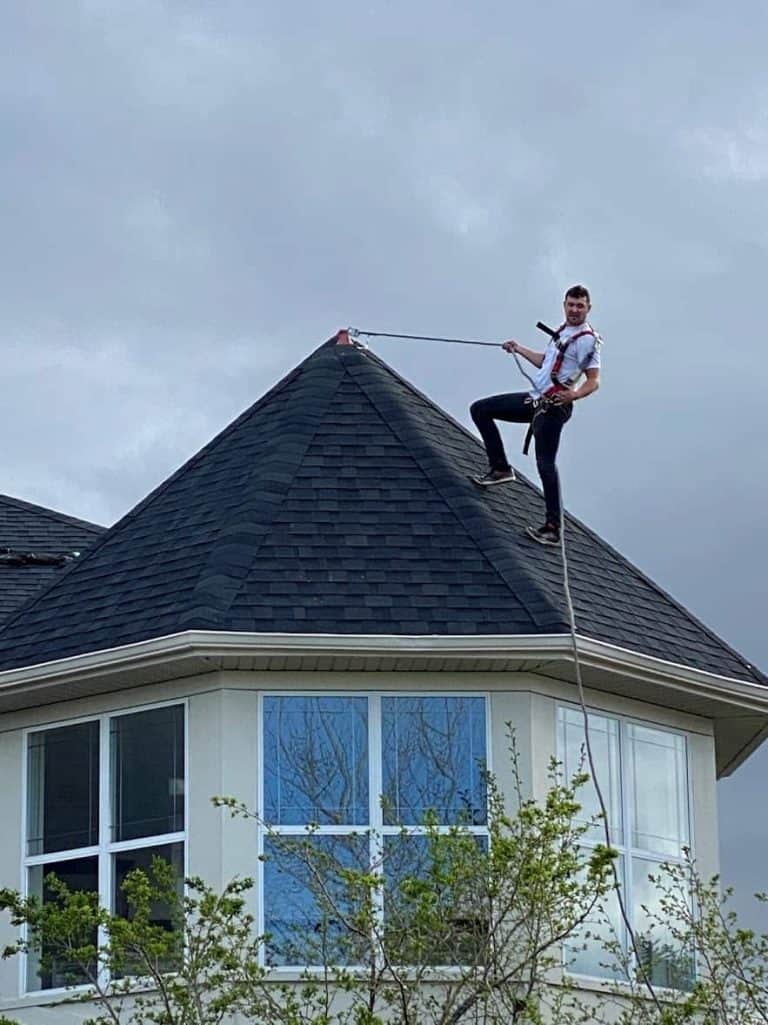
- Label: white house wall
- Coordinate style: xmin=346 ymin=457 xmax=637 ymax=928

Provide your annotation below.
xmin=0 ymin=669 xmax=719 ymax=1020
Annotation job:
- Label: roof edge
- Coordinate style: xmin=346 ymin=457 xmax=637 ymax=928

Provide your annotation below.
xmin=0 ymin=493 xmax=105 ymax=535
xmin=0 ymin=629 xmax=764 ymax=703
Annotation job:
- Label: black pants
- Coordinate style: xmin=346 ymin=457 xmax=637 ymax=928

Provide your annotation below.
xmin=470 ymin=392 xmax=573 ymax=525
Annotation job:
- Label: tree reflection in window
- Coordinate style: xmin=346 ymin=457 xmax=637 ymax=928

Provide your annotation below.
xmin=264 ymin=696 xmax=369 ymax=825
xmin=262 ymin=694 xmax=488 ymax=967
xmin=382 ymin=696 xmax=487 ymax=826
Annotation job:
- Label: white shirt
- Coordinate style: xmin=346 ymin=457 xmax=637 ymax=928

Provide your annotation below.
xmin=529 ymin=323 xmax=601 ymax=399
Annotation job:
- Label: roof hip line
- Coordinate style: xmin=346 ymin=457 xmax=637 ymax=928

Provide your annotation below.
xmin=178 ymin=350 xmax=345 ymax=629
xmin=343 ymin=349 xmax=567 ymax=634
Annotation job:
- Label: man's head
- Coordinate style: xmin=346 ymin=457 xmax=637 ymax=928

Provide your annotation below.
xmin=563 ymin=284 xmax=591 ymax=326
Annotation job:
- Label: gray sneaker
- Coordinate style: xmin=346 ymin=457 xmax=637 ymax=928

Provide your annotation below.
xmin=525 ymin=523 xmax=560 ymax=546
xmin=472 ymin=468 xmax=516 ymax=486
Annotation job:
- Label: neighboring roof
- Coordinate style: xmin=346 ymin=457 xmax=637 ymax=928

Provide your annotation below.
xmin=0 ymin=494 xmax=105 ymax=624
xmin=0 ymin=339 xmax=761 ymax=686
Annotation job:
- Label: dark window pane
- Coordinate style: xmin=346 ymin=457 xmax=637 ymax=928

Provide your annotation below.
xmin=264 ymin=696 xmax=369 ymax=825
xmin=113 ymin=842 xmax=184 ymax=923
xmin=113 ymin=843 xmax=184 ymax=977
xmin=263 ymin=834 xmax=369 ymax=966
xmin=382 ymin=697 xmax=487 ymax=825
xmin=111 ymin=705 xmax=184 ymax=841
xmin=27 ymin=721 xmax=99 ymax=855
xmin=384 ymin=834 xmax=489 ymax=966
xmin=27 ymin=856 xmax=98 ymax=991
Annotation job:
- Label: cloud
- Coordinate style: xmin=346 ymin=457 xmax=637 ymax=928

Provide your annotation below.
xmin=1 ymin=0 xmax=767 ymax=913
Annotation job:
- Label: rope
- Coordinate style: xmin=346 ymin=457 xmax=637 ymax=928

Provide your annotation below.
xmin=557 ymin=489 xmax=663 ymax=1010
xmin=510 ymin=350 xmax=538 ymax=392
xmin=350 ymin=327 xmax=540 ymax=390
xmin=351 ymin=328 xmax=502 ymax=348
xmin=355 ymin=320 xmax=655 ymax=1002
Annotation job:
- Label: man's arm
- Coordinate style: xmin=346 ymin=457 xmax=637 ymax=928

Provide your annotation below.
xmin=502 ymin=339 xmax=545 ymax=368
xmin=552 ymin=368 xmax=600 ymax=405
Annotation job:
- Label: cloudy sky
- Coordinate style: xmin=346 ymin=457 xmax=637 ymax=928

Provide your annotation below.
xmin=2 ymin=2 xmax=766 ymax=920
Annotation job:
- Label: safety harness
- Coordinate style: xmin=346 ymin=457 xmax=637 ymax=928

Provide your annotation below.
xmin=522 ymin=323 xmax=600 ymax=455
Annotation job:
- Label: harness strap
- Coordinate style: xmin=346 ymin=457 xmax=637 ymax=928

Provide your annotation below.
xmin=522 ymin=397 xmax=554 ymax=455
xmin=544 ymin=325 xmax=597 ymax=396
xmin=524 ymin=323 xmax=601 ymax=453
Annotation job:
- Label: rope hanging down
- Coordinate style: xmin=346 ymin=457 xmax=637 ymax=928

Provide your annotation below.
xmin=557 ymin=492 xmax=663 ymax=1012
xmin=343 ymin=321 xmax=657 ymax=1005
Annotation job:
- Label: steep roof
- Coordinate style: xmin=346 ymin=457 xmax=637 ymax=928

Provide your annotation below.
xmin=0 ymin=340 xmax=761 ymax=685
xmin=0 ymin=494 xmax=105 ymax=624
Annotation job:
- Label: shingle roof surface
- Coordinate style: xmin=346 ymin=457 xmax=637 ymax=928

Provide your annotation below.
xmin=0 ymin=494 xmax=105 ymax=624
xmin=0 ymin=341 xmax=761 ymax=684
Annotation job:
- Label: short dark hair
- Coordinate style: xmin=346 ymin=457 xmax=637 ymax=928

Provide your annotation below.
xmin=564 ymin=284 xmax=591 ymax=303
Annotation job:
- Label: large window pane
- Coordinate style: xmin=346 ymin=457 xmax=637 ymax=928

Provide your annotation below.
xmin=381 ymin=697 xmax=486 ymax=826
xmin=558 ymin=707 xmax=622 ymax=845
xmin=113 ymin=843 xmax=184 ymax=977
xmin=27 ymin=856 xmax=98 ymax=991
xmin=564 ymin=854 xmax=626 ymax=981
xmin=111 ymin=706 xmax=184 ymax=842
xmin=27 ymin=722 xmax=99 ymax=855
xmin=632 ymin=858 xmax=694 ymax=990
xmin=263 ymin=834 xmax=369 ymax=966
xmin=627 ymin=725 xmax=688 ymax=857
xmin=113 ymin=842 xmax=184 ymax=923
xmin=264 ymin=696 xmax=369 ymax=825
xmin=384 ymin=833 xmax=489 ymax=966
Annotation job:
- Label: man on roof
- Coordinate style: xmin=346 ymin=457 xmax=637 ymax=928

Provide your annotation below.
xmin=470 ymin=284 xmax=601 ymax=547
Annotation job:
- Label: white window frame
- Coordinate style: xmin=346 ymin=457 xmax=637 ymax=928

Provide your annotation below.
xmin=20 ymin=698 xmax=189 ymax=996
xmin=257 ymin=691 xmax=492 ymax=971
xmin=557 ymin=702 xmax=693 ymax=984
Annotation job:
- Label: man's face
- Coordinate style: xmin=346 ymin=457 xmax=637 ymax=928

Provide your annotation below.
xmin=563 ymin=294 xmax=591 ymax=326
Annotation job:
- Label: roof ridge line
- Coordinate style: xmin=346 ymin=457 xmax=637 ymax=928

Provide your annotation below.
xmin=341 ymin=349 xmax=567 ymax=633
xmin=0 ymin=493 xmax=104 ymax=535
xmin=360 ymin=345 xmax=548 ymax=502
xmin=178 ymin=349 xmax=346 ymax=628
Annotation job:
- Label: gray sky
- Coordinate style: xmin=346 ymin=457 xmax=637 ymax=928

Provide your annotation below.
xmin=2 ymin=2 xmax=766 ymax=921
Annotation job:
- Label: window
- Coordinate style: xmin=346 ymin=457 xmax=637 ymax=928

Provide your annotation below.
xmin=262 ymin=694 xmax=488 ymax=966
xmin=24 ymin=703 xmax=186 ymax=992
xmin=558 ymin=706 xmax=692 ymax=987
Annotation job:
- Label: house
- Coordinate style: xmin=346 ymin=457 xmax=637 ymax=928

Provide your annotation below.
xmin=0 ymin=493 xmax=104 ymax=626
xmin=0 ymin=335 xmax=766 ymax=1021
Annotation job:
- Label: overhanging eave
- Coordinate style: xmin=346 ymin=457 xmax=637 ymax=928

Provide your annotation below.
xmin=0 ymin=631 xmax=764 ymax=776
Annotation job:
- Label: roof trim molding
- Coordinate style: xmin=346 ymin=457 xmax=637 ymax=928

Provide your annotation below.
xmin=0 ymin=630 xmax=764 ymax=776
xmin=0 ymin=629 xmax=765 ymax=705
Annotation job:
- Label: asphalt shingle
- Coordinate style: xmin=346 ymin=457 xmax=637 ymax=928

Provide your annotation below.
xmin=0 ymin=339 xmax=761 ymax=685
xmin=0 ymin=494 xmax=105 ymax=624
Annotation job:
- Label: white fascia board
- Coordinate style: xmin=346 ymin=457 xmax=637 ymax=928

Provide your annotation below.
xmin=0 ymin=630 xmax=764 ymax=715
xmin=569 ymin=635 xmax=767 ymax=709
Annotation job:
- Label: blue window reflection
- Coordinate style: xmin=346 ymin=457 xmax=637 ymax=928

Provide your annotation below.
xmin=264 ymin=697 xmax=369 ymax=825
xmin=263 ymin=835 xmax=369 ymax=966
xmin=381 ymin=697 xmax=487 ymax=825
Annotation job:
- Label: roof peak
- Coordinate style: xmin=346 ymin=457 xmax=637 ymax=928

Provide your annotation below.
xmin=0 ymin=337 xmax=760 ymax=686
